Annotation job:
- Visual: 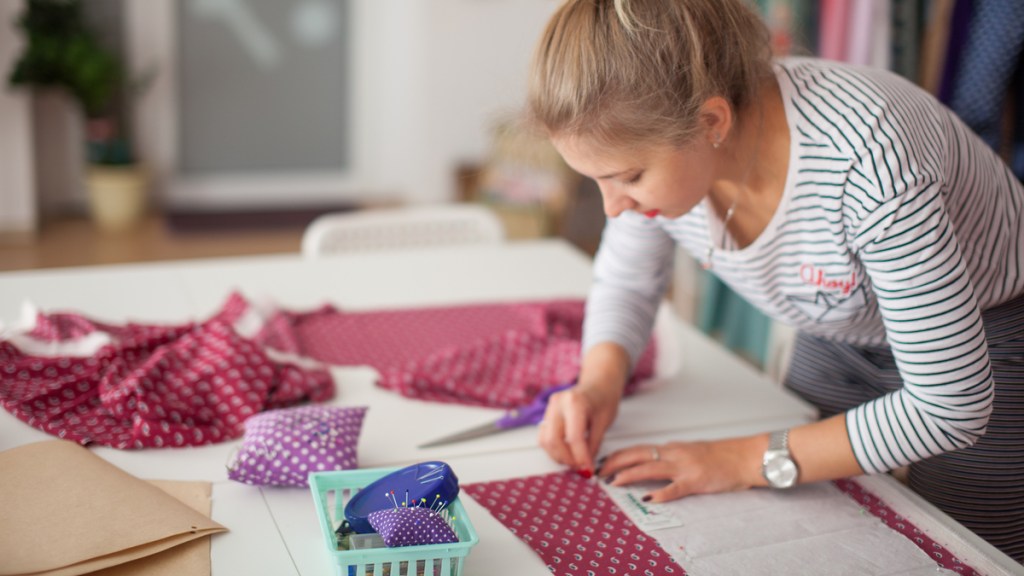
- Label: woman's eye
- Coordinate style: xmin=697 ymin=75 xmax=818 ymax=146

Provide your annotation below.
xmin=624 ymin=173 xmax=643 ymax=185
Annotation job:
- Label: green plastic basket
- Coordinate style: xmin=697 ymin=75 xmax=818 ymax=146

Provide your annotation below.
xmin=309 ymin=468 xmax=479 ymax=576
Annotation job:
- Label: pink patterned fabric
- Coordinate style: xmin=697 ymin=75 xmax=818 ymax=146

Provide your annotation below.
xmin=0 ymin=293 xmax=334 ymax=449
xmin=463 ymin=471 xmax=683 ymax=576
xmin=834 ymin=479 xmax=982 ymax=575
xmin=466 ymin=473 xmax=983 ymax=576
xmin=1 ymin=297 xmax=655 ymax=448
xmin=254 ymin=299 xmax=657 ymax=409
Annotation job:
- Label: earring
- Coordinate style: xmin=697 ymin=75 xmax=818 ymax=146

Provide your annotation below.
xmin=712 ymin=134 xmax=721 ymax=149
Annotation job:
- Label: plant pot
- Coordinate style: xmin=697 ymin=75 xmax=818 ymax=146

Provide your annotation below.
xmin=86 ymin=165 xmax=148 ymax=233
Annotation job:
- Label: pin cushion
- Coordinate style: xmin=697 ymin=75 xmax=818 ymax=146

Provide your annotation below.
xmin=343 ymin=461 xmax=460 ymax=534
xmin=309 ymin=464 xmax=478 ymax=576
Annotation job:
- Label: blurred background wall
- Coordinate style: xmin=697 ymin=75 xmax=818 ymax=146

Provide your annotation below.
xmin=3 ymin=0 xmax=1022 ymax=375
xmin=0 ymin=0 xmax=563 ymax=234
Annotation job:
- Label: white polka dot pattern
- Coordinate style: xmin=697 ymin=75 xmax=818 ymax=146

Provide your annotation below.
xmin=227 ymin=405 xmax=367 ymax=487
xmin=367 ymin=506 xmax=458 ymax=548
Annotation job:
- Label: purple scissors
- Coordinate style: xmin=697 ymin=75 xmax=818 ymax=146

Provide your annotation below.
xmin=417 ymin=381 xmax=576 ymax=448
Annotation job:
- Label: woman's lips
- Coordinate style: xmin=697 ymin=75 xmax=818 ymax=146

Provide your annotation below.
xmin=643 ymin=209 xmax=660 ymax=218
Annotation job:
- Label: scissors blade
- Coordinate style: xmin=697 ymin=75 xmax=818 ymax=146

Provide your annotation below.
xmin=417 ymin=420 xmax=504 ymax=449
xmin=417 ymin=381 xmax=577 ymax=449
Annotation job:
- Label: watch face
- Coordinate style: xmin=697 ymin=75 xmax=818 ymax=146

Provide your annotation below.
xmin=765 ymin=454 xmax=798 ymax=489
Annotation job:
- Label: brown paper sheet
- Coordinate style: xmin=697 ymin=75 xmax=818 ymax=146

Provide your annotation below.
xmin=0 ymin=441 xmax=227 ymax=576
xmin=89 ymin=481 xmax=216 ymax=576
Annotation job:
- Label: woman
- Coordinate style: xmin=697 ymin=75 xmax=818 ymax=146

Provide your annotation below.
xmin=531 ymin=0 xmax=1024 ymax=561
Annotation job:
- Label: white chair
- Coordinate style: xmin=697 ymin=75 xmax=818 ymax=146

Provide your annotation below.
xmin=301 ymin=204 xmax=506 ymax=257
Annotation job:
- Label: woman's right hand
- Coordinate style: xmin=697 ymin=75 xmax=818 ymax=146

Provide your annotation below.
xmin=537 ymin=342 xmax=631 ymax=474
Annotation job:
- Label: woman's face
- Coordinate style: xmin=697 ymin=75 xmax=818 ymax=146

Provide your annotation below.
xmin=553 ymin=135 xmax=718 ymax=219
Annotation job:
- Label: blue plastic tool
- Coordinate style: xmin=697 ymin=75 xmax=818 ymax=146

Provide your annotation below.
xmin=343 ymin=461 xmax=460 ymax=534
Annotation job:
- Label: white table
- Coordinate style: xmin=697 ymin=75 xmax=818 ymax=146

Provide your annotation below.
xmin=1 ymin=240 xmax=1018 ymax=576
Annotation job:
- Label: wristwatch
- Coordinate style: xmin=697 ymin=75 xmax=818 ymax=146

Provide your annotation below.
xmin=762 ymin=429 xmax=799 ymax=489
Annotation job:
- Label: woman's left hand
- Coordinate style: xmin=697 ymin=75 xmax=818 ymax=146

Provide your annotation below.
xmin=596 ymin=437 xmax=765 ymax=502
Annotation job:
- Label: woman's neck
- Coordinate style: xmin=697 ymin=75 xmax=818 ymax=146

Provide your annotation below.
xmin=708 ymin=75 xmax=790 ymax=249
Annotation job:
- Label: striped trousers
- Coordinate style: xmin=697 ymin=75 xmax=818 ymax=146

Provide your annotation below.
xmin=784 ymin=296 xmax=1024 ymax=563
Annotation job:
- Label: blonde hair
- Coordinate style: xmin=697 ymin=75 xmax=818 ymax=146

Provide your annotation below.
xmin=529 ymin=0 xmax=772 ymax=149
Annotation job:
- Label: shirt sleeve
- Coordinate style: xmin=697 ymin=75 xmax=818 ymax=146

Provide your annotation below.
xmin=849 ymin=181 xmax=995 ymax=474
xmin=583 ymin=212 xmax=677 ymax=367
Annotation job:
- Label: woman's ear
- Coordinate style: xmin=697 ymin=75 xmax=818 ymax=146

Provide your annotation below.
xmin=699 ymin=96 xmax=734 ymax=148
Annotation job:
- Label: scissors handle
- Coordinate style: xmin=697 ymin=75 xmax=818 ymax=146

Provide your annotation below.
xmin=495 ymin=380 xmax=576 ymax=429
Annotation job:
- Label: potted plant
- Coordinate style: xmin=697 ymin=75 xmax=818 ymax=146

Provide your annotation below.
xmin=8 ymin=0 xmax=149 ymax=233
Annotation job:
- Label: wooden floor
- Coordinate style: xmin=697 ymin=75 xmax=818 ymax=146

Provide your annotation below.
xmin=0 ymin=189 xmax=607 ymax=273
xmin=0 ymin=215 xmax=304 ymax=272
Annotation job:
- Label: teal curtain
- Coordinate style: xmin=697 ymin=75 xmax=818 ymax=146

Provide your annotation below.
xmin=696 ymin=271 xmax=772 ymax=367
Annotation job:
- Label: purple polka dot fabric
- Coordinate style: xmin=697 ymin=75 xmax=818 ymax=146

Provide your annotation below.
xmin=227 ymin=405 xmax=367 ymax=487
xmin=368 ymin=506 xmax=458 ymax=548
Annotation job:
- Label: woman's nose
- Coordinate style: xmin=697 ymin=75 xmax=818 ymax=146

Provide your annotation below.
xmin=601 ymin=186 xmax=635 ymax=218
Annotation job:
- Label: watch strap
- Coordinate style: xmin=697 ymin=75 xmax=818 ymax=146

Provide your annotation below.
xmin=767 ymin=429 xmax=789 ymax=454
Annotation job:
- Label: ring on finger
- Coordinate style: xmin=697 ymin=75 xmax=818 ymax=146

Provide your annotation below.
xmin=651 ymin=446 xmax=660 ymax=462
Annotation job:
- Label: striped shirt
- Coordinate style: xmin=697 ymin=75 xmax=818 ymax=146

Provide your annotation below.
xmin=584 ymin=58 xmax=1024 ymax=474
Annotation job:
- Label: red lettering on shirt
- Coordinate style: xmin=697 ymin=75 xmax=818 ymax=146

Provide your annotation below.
xmin=799 ymin=264 xmax=857 ymax=295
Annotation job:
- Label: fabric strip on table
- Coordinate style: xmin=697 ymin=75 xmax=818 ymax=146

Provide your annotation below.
xmin=834 ymin=478 xmax=983 ymax=576
xmin=253 ymin=299 xmax=657 ymax=409
xmin=466 ymin=473 xmax=984 ymax=576
xmin=463 ymin=471 xmax=684 ymax=576
xmin=0 ymin=293 xmax=333 ymax=449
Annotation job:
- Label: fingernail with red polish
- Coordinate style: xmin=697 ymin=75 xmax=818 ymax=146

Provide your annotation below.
xmin=642 ymin=495 xmax=652 ymax=502
xmin=577 ymin=468 xmax=593 ymax=479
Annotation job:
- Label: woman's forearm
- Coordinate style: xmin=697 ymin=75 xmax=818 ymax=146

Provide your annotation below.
xmin=744 ymin=413 xmax=864 ymax=488
xmin=577 ymin=341 xmax=632 ymax=395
